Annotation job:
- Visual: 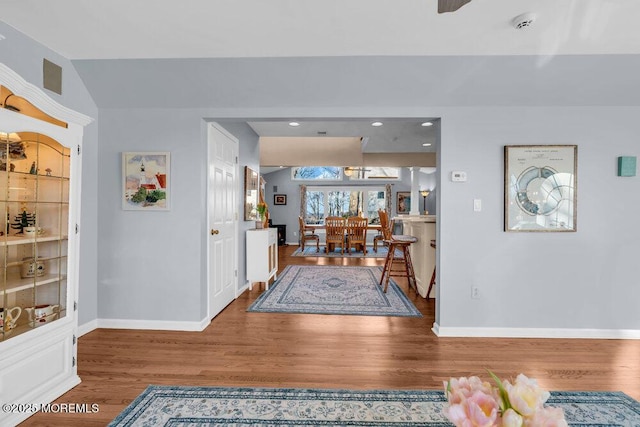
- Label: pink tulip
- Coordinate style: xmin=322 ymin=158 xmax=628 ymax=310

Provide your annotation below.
xmin=503 ymin=374 xmax=550 ymax=416
xmin=445 ymin=376 xmax=495 ymax=405
xmin=444 ymin=373 xmax=566 ymax=427
xmin=501 ymin=408 xmax=524 ymax=427
xmin=524 ymin=407 xmax=568 ymax=427
xmin=444 ymin=390 xmax=500 ymax=427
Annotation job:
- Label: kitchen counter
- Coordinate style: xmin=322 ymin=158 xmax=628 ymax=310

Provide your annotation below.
xmin=393 ymin=215 xmax=436 ymax=298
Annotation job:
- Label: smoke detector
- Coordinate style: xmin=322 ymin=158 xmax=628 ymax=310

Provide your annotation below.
xmin=512 ymin=12 xmax=536 ymax=29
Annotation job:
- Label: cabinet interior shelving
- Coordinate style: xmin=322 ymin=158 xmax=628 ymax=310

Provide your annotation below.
xmin=1 ymin=133 xmax=71 ymax=341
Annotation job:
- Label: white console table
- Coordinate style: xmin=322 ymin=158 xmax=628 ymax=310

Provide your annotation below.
xmin=246 ymin=228 xmax=278 ymax=290
xmin=393 ymin=215 xmax=436 ymax=298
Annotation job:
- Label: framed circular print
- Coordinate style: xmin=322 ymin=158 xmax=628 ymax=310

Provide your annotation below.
xmin=504 ymin=145 xmax=577 ymax=232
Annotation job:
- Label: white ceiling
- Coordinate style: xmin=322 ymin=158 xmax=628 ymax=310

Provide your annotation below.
xmin=2 ymin=0 xmax=637 ymax=164
xmin=1 ymin=0 xmax=639 ymax=60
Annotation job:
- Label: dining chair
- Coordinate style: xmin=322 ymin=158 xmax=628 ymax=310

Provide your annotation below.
xmin=324 ymin=216 xmax=346 ymax=254
xmin=372 ymin=216 xmax=385 ymax=252
xmin=378 ymin=209 xmax=418 ymax=293
xmin=298 ymin=216 xmax=320 ymax=252
xmin=346 ymin=216 xmax=368 ymax=254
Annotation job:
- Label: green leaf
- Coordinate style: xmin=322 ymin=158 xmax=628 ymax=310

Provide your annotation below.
xmin=488 ymin=370 xmax=512 ymax=412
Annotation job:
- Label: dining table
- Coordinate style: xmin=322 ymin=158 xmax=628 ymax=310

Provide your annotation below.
xmin=305 ymin=223 xmax=382 ymax=254
xmin=306 ymin=223 xmax=382 ymax=231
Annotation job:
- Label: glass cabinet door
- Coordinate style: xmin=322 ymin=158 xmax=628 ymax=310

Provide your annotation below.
xmin=0 ymin=130 xmax=70 ymax=341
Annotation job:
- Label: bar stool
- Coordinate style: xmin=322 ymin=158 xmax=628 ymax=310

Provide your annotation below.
xmin=427 ymin=239 xmax=436 ymax=299
xmin=377 ymin=210 xmax=418 ymax=293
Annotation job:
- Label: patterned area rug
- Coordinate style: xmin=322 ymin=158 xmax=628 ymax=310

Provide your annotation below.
xmin=247 ymin=265 xmax=421 ymax=317
xmin=292 ymin=245 xmax=396 ymax=258
xmin=109 ymin=386 xmax=640 ymax=426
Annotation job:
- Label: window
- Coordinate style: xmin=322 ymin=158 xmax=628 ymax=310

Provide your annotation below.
xmin=304 ymin=186 xmax=386 ymax=224
xmin=305 ymin=190 xmax=324 ymax=224
xmin=292 ymin=166 xmax=342 ymax=180
xmin=345 ymin=167 xmax=400 ymax=180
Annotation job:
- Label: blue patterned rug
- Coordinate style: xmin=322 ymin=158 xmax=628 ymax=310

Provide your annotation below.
xmin=247 ymin=265 xmax=421 ymax=317
xmin=109 ymin=386 xmax=640 ymax=426
xmin=292 ymin=245 xmax=397 ymax=258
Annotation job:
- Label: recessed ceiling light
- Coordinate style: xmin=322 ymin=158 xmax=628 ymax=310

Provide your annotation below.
xmin=421 ymin=122 xmax=433 ymax=127
xmin=289 ymin=122 xmax=300 ymax=127
xmin=371 ymin=121 xmax=383 ymax=127
xmin=422 ymin=143 xmax=432 ymax=147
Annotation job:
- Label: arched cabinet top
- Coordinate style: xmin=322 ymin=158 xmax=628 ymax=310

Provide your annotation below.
xmin=0 ymin=63 xmax=93 ymax=128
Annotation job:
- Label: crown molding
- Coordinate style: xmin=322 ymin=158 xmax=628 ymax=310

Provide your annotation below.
xmin=0 ymin=63 xmax=93 ymax=127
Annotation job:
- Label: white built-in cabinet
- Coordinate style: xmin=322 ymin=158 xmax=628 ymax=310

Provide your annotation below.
xmin=0 ymin=64 xmax=92 ymax=426
xmin=246 ymin=228 xmax=278 ymax=290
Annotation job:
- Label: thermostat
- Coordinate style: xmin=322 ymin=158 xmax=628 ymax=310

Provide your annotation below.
xmin=451 ymin=171 xmax=467 ymax=182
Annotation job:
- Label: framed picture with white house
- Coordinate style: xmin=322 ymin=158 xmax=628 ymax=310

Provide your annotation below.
xmin=504 ymin=145 xmax=577 ymax=232
xmin=122 ymin=152 xmax=170 ymax=210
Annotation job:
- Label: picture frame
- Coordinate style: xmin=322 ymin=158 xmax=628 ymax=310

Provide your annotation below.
xmin=274 ymin=194 xmax=287 ymax=205
xmin=244 ymin=166 xmax=259 ymax=221
xmin=396 ymin=191 xmax=411 ymax=214
xmin=504 ymin=145 xmax=577 ymax=232
xmin=122 ymin=152 xmax=170 ymax=211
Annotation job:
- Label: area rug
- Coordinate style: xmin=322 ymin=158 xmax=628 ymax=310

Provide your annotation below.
xmin=247 ymin=265 xmax=422 ymax=317
xmin=292 ymin=245 xmax=397 ymax=258
xmin=109 ymin=385 xmax=640 ymax=426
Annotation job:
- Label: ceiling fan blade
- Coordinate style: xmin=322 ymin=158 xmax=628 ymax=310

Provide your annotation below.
xmin=438 ymin=0 xmax=472 ymax=13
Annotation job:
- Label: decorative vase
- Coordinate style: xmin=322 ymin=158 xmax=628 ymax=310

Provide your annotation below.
xmin=256 ymin=220 xmax=263 ymax=229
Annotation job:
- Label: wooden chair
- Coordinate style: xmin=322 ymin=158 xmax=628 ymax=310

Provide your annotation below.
xmin=372 ymin=216 xmax=385 ymax=252
xmin=378 ymin=210 xmax=418 ymax=293
xmin=346 ymin=216 xmax=368 ymax=254
xmin=298 ymin=216 xmax=320 ymax=252
xmin=324 ymin=216 xmax=346 ymax=254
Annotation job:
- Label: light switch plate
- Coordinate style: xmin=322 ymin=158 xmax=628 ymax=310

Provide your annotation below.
xmin=473 ymin=199 xmax=482 ymax=212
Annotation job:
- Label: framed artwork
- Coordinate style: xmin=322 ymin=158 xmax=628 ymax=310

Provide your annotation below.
xmin=244 ymin=166 xmax=259 ymax=221
xmin=504 ymin=145 xmax=577 ymax=232
xmin=274 ymin=194 xmax=287 ymax=205
xmin=122 ymin=152 xmax=170 ymax=211
xmin=396 ymin=191 xmax=411 ymax=214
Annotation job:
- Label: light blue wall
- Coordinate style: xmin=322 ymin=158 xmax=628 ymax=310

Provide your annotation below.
xmin=0 ymin=22 xmax=99 ymax=327
xmin=4 ymin=20 xmax=639 ymax=333
xmin=97 ymin=113 xmax=260 ymax=321
xmin=76 ymin=55 xmax=638 ymax=332
xmin=437 ymin=106 xmax=640 ymax=330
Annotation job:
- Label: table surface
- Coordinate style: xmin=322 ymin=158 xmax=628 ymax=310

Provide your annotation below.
xmin=306 ymin=224 xmax=381 ymax=230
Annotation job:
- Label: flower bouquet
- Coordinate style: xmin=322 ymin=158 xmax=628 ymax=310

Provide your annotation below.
xmin=256 ymin=202 xmax=268 ymax=228
xmin=444 ymin=372 xmax=567 ymax=427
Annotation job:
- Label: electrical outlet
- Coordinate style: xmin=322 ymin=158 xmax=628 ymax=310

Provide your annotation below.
xmin=293 ymin=231 xmax=297 ymax=237
xmin=471 ymin=286 xmax=480 ymax=299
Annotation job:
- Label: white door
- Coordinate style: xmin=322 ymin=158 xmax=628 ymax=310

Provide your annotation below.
xmin=208 ymin=123 xmax=238 ymax=320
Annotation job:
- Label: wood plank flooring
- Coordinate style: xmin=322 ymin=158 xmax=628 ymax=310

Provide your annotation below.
xmin=20 ymin=244 xmax=640 ymax=426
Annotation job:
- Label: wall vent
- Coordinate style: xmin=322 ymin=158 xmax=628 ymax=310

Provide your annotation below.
xmin=43 ymin=59 xmax=62 ymax=95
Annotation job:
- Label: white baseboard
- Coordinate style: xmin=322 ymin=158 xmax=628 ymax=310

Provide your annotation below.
xmin=96 ymin=317 xmax=211 ymax=332
xmin=77 ymin=319 xmax=99 ymax=337
xmin=432 ymin=322 xmax=640 ymax=339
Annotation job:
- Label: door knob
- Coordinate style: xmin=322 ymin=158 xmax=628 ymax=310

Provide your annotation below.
xmin=211 ymin=229 xmax=219 ymax=235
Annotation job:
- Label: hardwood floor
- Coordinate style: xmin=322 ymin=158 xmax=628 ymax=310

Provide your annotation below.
xmin=20 ymin=244 xmax=640 ymax=426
